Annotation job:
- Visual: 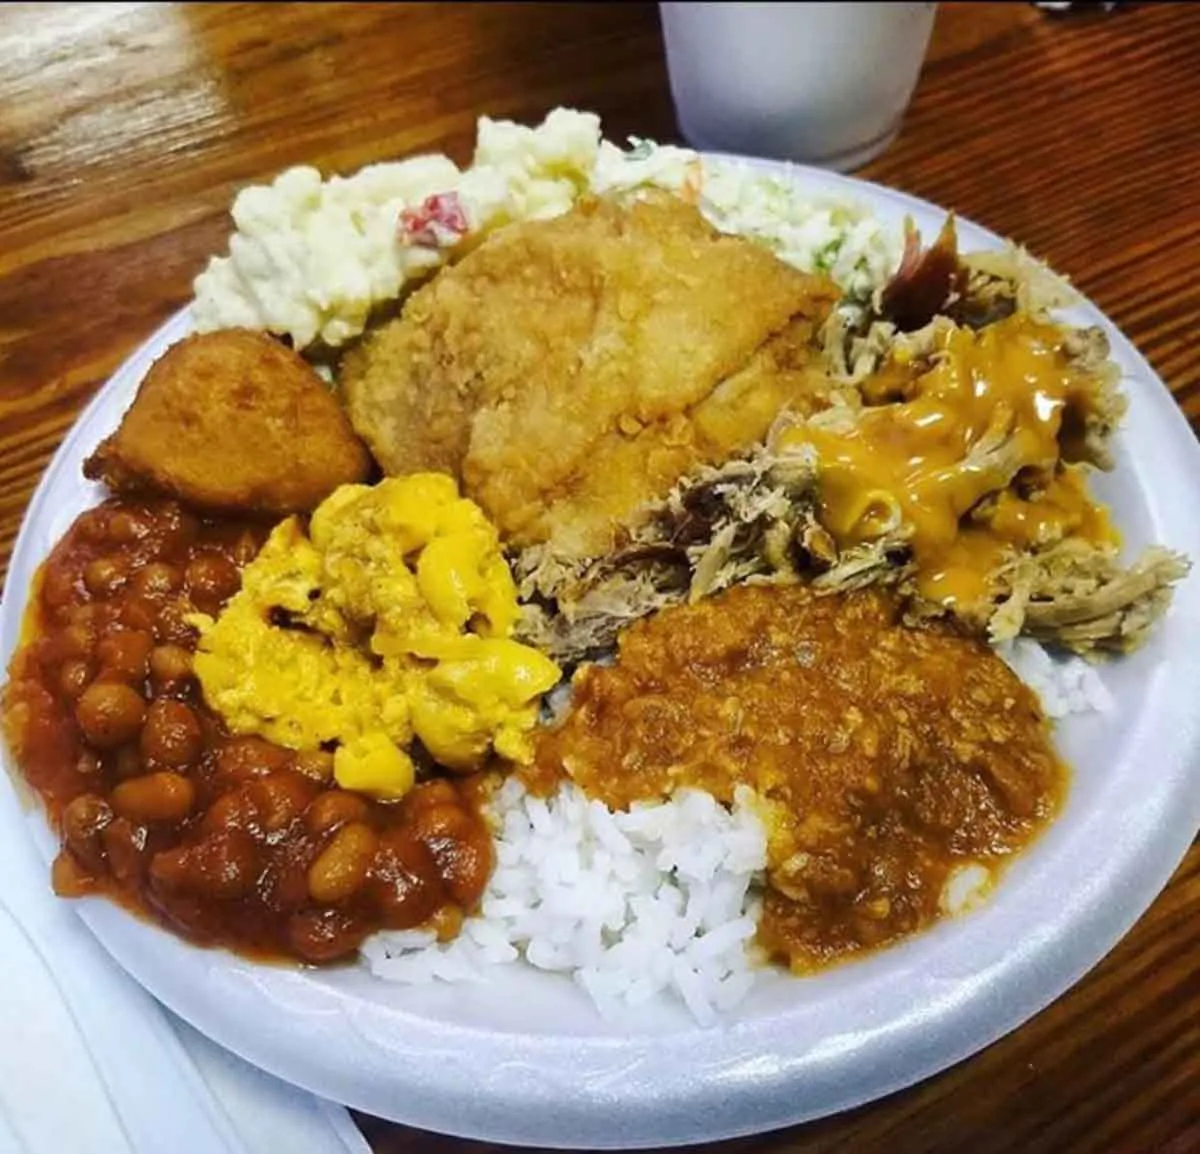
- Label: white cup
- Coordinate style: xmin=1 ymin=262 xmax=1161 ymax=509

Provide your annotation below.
xmin=659 ymin=2 xmax=938 ymax=171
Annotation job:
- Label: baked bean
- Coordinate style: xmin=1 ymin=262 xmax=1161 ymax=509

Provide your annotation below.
xmin=101 ymin=817 xmax=148 ymax=884
xmin=60 ymin=623 xmax=96 ymax=661
xmin=66 ymin=602 xmax=102 ymax=631
xmin=118 ymin=597 xmax=160 ymax=633
xmin=148 ymin=644 xmax=193 ymax=690
xmin=201 ymin=786 xmax=261 ymax=837
xmin=308 ymin=822 xmax=378 ymax=903
xmin=96 ymin=629 xmax=153 ymax=684
xmin=185 ymin=554 xmax=240 ymax=606
xmin=256 ymin=835 xmax=318 ymax=912
xmin=265 ymin=860 xmax=313 ymax=913
xmin=150 ymin=830 xmax=260 ymax=900
xmin=58 ymin=659 xmax=93 ymax=700
xmin=410 ymin=801 xmax=473 ymax=842
xmin=154 ymin=598 xmax=198 ymax=646
xmin=83 ymin=556 xmax=128 ymax=598
xmin=366 ymin=830 xmax=442 ymax=929
xmin=405 ymin=779 xmax=459 ymax=814
xmin=433 ymin=834 xmax=492 ymax=907
xmin=76 ymin=682 xmax=145 ymax=749
xmin=75 ymin=750 xmax=102 ymax=778
xmin=414 ymin=805 xmax=493 ymax=907
xmin=130 ymin=562 xmax=182 ymax=600
xmin=164 ymin=510 xmax=200 ymax=551
xmin=292 ymin=749 xmax=335 ymax=783
xmin=140 ymin=699 xmax=203 ymax=768
xmin=107 ymin=509 xmax=149 ymax=543
xmin=112 ymin=771 xmax=196 ymax=823
xmin=285 ymin=908 xmax=367 ymax=964
xmin=248 ymin=772 xmax=316 ymax=834
xmin=51 ymin=849 xmax=97 ymax=897
xmin=62 ymin=793 xmax=114 ymax=871
xmin=215 ymin=736 xmax=290 ymax=785
xmin=75 ymin=508 xmax=111 ymax=542
xmin=304 ymin=790 xmax=370 ymax=835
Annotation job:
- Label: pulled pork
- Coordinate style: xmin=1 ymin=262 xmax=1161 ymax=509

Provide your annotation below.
xmin=515 ymin=444 xmax=1187 ymax=666
xmin=989 ymin=540 xmax=1190 ymax=655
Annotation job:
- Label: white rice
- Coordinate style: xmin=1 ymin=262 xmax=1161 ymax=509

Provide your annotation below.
xmin=361 ymin=779 xmax=767 ymax=1028
xmin=997 ymin=637 xmax=1115 ymax=719
xmin=361 ymin=642 xmax=1107 ymax=1025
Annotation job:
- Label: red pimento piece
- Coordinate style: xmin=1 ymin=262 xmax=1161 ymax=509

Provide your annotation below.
xmin=398 ymin=191 xmax=469 ymax=248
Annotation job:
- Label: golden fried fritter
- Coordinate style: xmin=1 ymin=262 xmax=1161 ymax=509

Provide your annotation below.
xmin=84 ymin=329 xmax=371 ymax=516
xmin=341 ymin=194 xmax=838 ymax=558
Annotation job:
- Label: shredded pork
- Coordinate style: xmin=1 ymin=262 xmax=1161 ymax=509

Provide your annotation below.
xmin=989 ymin=541 xmax=1190 ymax=654
xmin=515 ymin=444 xmax=1188 ymax=666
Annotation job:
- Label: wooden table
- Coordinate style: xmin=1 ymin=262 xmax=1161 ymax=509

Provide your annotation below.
xmin=2 ymin=2 xmax=1198 ymax=1151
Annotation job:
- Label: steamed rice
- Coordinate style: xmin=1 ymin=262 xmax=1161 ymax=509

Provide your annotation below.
xmin=362 ymin=779 xmax=767 ymax=1028
xmin=363 ymin=644 xmax=1108 ymax=1026
xmin=998 ymin=637 xmax=1115 ymax=719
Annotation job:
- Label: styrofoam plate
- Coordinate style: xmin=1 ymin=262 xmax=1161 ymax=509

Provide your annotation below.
xmin=2 ymin=160 xmax=1198 ymax=1148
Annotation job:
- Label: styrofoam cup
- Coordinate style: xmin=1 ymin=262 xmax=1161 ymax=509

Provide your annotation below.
xmin=659 ymin=2 xmax=938 ymax=171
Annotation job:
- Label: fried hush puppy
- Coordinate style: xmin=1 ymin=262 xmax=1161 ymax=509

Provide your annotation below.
xmin=84 ymin=329 xmax=371 ymax=516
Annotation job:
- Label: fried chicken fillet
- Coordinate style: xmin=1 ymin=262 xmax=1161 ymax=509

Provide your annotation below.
xmin=84 ymin=329 xmax=371 ymax=516
xmin=341 ymin=194 xmax=839 ymax=558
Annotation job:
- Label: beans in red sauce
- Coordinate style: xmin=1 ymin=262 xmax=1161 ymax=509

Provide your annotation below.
xmin=1 ymin=497 xmax=496 ymax=964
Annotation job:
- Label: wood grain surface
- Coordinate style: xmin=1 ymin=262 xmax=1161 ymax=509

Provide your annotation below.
xmin=1 ymin=3 xmax=1198 ymax=1152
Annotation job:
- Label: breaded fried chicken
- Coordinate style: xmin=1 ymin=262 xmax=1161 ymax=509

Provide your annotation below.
xmin=341 ymin=193 xmax=839 ymax=558
xmin=84 ymin=329 xmax=372 ymax=516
